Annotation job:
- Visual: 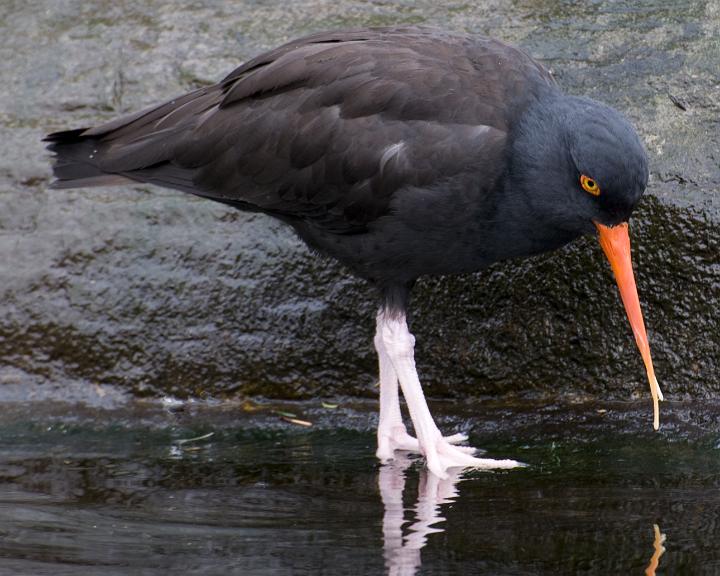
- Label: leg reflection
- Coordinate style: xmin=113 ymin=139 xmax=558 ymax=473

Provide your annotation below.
xmin=378 ymin=454 xmax=464 ymax=576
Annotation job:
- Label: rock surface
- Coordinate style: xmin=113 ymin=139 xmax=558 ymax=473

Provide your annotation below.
xmin=0 ymin=0 xmax=718 ymax=403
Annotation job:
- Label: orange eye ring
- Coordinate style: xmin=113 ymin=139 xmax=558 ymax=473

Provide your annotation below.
xmin=580 ymin=174 xmax=601 ymax=196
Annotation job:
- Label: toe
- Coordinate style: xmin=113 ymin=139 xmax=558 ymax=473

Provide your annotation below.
xmin=443 ymin=432 xmax=468 ymax=444
xmin=452 ymin=445 xmax=478 ymax=455
xmin=376 ymin=436 xmax=397 ymax=462
xmin=425 ymin=449 xmax=450 ymax=480
xmin=422 ymin=440 xmax=525 ymax=477
xmin=463 ymin=456 xmax=525 ymax=470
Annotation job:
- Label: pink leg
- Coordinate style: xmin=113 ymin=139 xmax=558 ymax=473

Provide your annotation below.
xmin=376 ymin=310 xmax=523 ymax=479
xmin=375 ymin=311 xmax=467 ymax=462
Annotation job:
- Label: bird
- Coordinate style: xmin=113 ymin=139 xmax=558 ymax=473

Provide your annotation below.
xmin=45 ymin=26 xmax=662 ymax=479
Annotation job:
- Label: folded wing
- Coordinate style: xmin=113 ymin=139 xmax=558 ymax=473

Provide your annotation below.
xmin=46 ymin=27 xmax=553 ymax=233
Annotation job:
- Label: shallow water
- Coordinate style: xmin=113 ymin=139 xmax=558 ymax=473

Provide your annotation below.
xmin=0 ymin=401 xmax=718 ymax=575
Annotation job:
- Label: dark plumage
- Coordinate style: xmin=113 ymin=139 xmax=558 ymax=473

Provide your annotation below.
xmin=45 ymin=26 xmax=660 ymax=478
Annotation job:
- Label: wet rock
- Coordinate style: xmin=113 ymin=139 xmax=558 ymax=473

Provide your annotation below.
xmin=0 ymin=0 xmax=718 ymax=402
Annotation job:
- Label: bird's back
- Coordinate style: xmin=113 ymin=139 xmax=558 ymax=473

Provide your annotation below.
xmin=46 ymin=26 xmax=555 ymax=279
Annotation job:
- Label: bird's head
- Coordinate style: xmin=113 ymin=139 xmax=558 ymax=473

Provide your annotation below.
xmin=507 ymin=93 xmax=661 ymax=428
xmin=565 ymin=97 xmax=649 ymax=232
xmin=508 ymin=95 xmax=649 ymax=235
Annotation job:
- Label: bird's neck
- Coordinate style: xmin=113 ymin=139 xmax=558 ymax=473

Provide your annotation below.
xmin=488 ymin=91 xmax=583 ymax=261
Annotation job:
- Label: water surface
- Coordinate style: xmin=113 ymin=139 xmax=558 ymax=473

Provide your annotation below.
xmin=0 ymin=400 xmax=718 ymax=575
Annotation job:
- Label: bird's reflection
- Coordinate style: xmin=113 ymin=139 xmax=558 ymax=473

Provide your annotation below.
xmin=378 ymin=454 xmax=464 ymax=576
xmin=645 ymin=524 xmax=666 ymax=576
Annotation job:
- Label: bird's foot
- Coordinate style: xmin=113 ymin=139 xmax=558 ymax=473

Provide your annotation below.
xmin=421 ymin=433 xmax=524 ymax=480
xmin=377 ymin=425 xmax=521 ymax=479
xmin=376 ymin=424 xmax=469 ymax=462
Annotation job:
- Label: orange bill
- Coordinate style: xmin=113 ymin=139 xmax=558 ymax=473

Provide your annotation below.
xmin=595 ymin=221 xmax=663 ymax=430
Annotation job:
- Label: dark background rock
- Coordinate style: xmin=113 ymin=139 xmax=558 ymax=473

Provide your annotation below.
xmin=0 ymin=0 xmax=718 ymax=404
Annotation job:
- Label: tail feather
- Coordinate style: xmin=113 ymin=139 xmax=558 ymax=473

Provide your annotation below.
xmin=43 ymin=85 xmax=217 ymax=191
xmin=44 ymin=128 xmax=134 ymax=189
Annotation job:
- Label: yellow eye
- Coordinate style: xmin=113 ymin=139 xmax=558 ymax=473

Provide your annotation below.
xmin=580 ymin=174 xmax=601 ymax=196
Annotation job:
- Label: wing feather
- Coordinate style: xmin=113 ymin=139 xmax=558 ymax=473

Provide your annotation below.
xmin=47 ymin=26 xmax=554 ymax=233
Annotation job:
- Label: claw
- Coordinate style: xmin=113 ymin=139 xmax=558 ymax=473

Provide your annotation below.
xmin=425 ymin=436 xmax=523 ymax=479
xmin=376 ymin=425 xmax=473 ymax=462
xmin=377 ymin=424 xmax=523 ymax=478
xmin=375 ymin=311 xmax=524 ymax=479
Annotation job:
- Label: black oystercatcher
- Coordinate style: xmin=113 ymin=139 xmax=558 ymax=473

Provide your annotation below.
xmin=45 ymin=27 xmax=662 ymax=478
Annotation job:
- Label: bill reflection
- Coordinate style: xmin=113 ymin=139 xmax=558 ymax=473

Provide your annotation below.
xmin=645 ymin=524 xmax=666 ymax=576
